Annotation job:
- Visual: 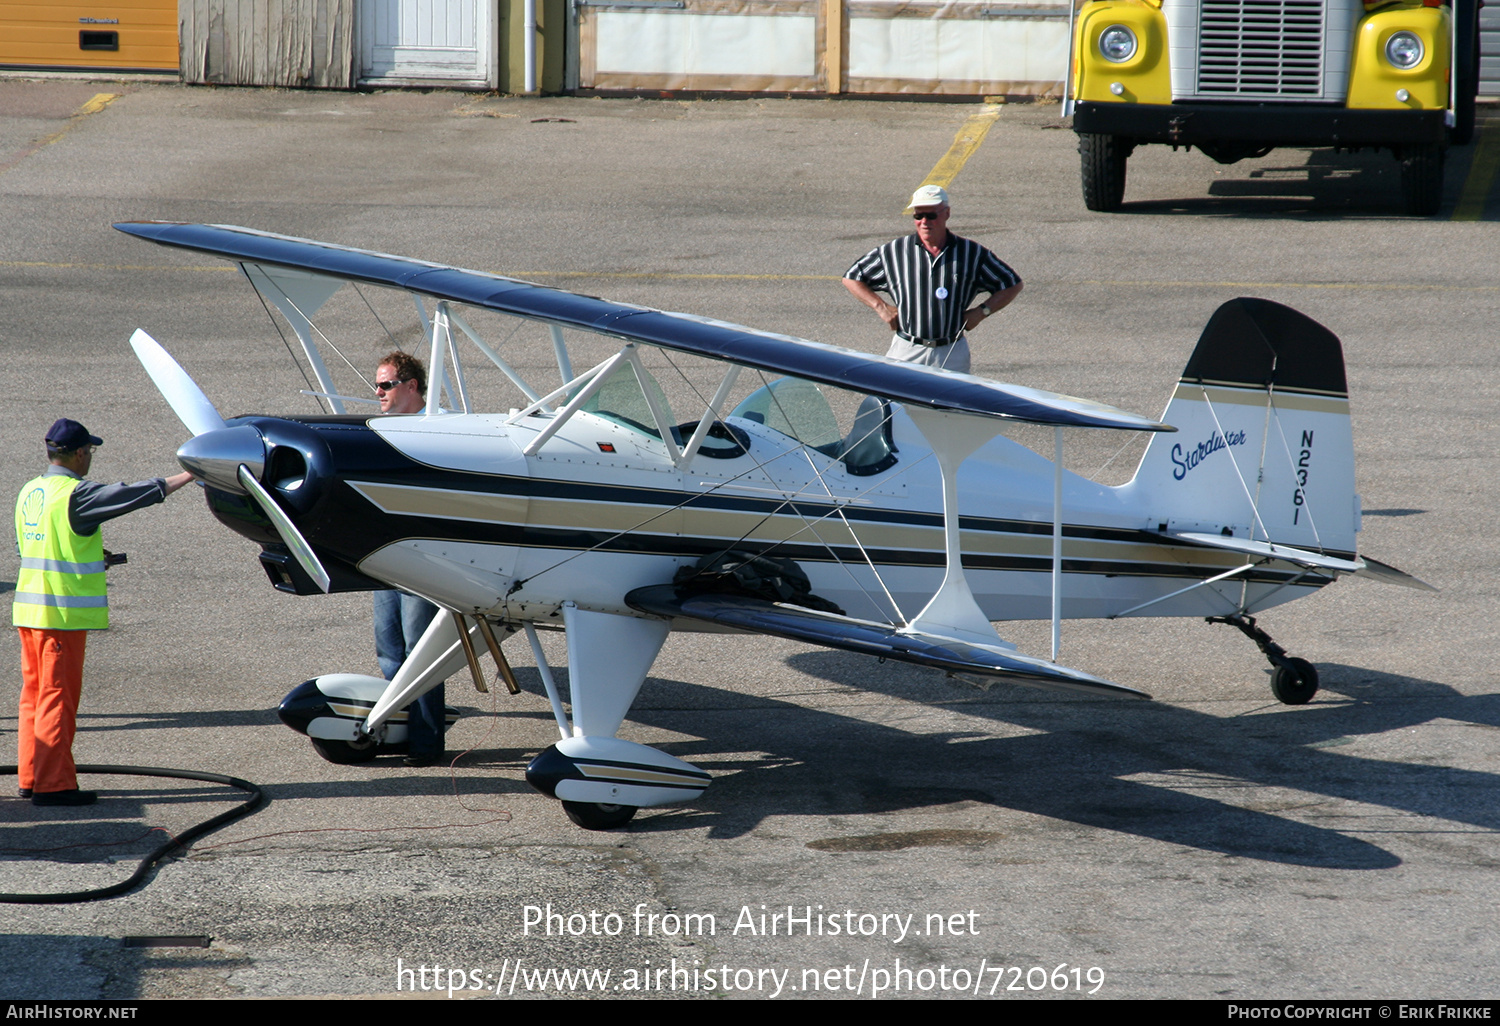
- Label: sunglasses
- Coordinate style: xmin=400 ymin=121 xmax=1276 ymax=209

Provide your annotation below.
xmin=912 ymin=210 xmax=945 ymax=221
xmin=374 ymin=379 xmax=410 ymax=392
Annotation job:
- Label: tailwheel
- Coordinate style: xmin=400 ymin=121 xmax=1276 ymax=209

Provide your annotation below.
xmin=1270 ymin=658 xmax=1319 ymax=706
xmin=562 ymin=801 xmax=637 ymax=830
xmin=1208 ymin=613 xmax=1320 ymax=706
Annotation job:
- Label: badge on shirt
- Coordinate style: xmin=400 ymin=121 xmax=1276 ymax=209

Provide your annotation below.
xmin=935 ymin=287 xmax=949 ymax=300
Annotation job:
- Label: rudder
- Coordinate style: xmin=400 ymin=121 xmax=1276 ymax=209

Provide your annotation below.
xmin=1119 ymin=298 xmax=1359 ymax=557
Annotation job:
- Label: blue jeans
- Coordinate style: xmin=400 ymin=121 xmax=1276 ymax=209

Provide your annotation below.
xmin=374 ymin=590 xmax=444 ymax=755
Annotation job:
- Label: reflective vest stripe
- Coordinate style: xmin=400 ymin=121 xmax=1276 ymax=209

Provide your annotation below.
xmin=13 ymin=591 xmax=110 ymax=608
xmin=19 ymin=556 xmax=108 ymax=574
xmin=13 ymin=475 xmax=108 ymax=630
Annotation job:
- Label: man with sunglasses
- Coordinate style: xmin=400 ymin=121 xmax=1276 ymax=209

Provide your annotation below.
xmin=13 ymin=419 xmax=195 ymax=806
xmin=842 ymin=185 xmax=1022 ymax=374
xmin=370 ymin=352 xmax=446 ymax=766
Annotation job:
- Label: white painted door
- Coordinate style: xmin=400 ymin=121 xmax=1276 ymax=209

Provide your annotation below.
xmin=360 ymin=0 xmax=495 ymax=87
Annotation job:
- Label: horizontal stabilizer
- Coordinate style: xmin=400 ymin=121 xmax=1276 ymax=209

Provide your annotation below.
xmin=113 ymin=221 xmax=1171 ymax=433
xmin=626 ymin=586 xmax=1150 ymax=700
xmin=1166 ymin=531 xmax=1363 ymax=573
xmin=1354 ymin=555 xmax=1438 ymax=592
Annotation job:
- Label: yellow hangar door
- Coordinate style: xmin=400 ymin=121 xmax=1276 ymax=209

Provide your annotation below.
xmin=0 ymin=0 xmax=180 ymax=71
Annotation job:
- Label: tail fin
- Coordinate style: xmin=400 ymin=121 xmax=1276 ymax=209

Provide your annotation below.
xmin=1120 ymin=298 xmax=1359 ymax=557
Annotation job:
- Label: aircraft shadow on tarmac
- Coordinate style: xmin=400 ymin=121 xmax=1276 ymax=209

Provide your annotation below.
xmin=10 ymin=657 xmax=1491 ymax=872
xmin=205 ymin=656 xmax=1500 ymax=868
xmin=69 ymin=708 xmax=281 ymax=732
xmin=231 ymin=651 xmax=1486 ymax=868
xmin=633 ymin=652 xmax=1493 ymax=867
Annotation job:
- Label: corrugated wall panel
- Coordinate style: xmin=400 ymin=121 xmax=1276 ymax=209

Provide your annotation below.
xmin=181 ymin=0 xmax=355 ymax=87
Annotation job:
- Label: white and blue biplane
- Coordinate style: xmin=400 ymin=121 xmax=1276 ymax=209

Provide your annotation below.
xmin=117 ymin=221 xmax=1430 ymax=829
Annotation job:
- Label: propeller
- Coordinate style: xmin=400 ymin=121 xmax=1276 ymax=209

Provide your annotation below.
xmin=129 ymin=326 xmax=332 ymax=595
xmin=129 ymin=329 xmax=226 ymax=437
xmin=238 ymin=464 xmax=331 ymax=594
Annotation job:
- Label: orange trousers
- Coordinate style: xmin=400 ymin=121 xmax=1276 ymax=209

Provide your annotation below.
xmin=17 ymin=627 xmax=87 ymax=794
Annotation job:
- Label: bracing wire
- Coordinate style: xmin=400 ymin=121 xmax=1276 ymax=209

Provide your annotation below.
xmin=243 ymin=263 xmax=321 ymax=410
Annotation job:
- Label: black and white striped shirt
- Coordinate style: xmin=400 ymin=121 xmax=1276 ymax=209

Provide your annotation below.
xmin=844 ymin=234 xmax=1021 ymax=343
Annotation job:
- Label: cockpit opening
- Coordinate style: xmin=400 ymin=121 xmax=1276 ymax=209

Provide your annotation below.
xmin=731 ymin=378 xmax=897 ymax=476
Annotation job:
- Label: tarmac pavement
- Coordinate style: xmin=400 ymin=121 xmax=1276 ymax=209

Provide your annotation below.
xmin=1 ymin=78 xmax=1498 ymax=1000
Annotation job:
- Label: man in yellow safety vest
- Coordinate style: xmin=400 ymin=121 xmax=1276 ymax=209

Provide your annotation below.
xmin=13 ymin=419 xmax=194 ymax=807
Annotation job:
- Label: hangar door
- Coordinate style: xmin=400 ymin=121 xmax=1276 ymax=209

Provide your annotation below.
xmin=0 ymin=0 xmax=178 ymax=71
xmin=360 ymin=0 xmax=497 ymax=87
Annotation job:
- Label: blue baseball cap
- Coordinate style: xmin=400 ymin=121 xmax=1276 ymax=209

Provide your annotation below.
xmin=45 ymin=419 xmax=103 ymax=451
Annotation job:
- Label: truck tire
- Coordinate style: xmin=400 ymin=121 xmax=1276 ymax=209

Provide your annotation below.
xmin=1450 ymin=0 xmax=1479 ymax=146
xmin=1400 ymin=144 xmax=1445 ymax=217
xmin=1080 ymin=133 xmax=1128 ymax=211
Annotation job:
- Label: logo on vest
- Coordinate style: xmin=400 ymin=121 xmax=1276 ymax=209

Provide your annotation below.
xmin=20 ymin=487 xmax=47 ymax=541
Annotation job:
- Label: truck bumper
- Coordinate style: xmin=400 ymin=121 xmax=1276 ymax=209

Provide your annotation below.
xmin=1073 ymin=102 xmax=1448 ymax=147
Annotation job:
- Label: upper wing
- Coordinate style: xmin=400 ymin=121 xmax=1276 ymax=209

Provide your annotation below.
xmin=114 ymin=221 xmax=1172 ymax=434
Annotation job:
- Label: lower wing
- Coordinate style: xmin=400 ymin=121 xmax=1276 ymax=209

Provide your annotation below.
xmin=625 ymin=585 xmax=1151 ymax=700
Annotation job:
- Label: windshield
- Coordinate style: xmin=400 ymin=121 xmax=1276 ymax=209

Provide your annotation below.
xmin=730 ymin=378 xmax=841 ymax=451
xmin=580 ymin=359 xmax=677 ymax=440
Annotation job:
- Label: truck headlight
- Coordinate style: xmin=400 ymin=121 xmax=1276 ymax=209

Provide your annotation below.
xmin=1099 ymin=26 xmax=1138 ymax=63
xmin=1384 ymin=32 xmax=1423 ymax=70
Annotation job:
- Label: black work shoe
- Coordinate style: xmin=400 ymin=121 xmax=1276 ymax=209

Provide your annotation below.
xmin=32 ymin=789 xmax=97 ymax=807
xmin=17 ymin=788 xmax=32 ymax=799
xmin=403 ymin=753 xmax=442 ymax=767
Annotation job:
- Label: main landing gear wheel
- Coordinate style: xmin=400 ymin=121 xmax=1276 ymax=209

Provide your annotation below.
xmin=311 ymin=735 xmax=380 ymax=764
xmin=562 ymin=801 xmax=637 ymax=830
xmin=1271 ymin=657 xmax=1319 ymax=706
xmin=1080 ymin=133 xmax=1129 ymax=212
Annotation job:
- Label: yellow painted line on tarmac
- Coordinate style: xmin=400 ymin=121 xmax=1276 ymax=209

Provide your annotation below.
xmin=918 ymin=104 xmax=1002 ymax=194
xmin=0 ymin=260 xmax=833 ymax=281
xmin=1067 ymin=279 xmax=1500 ymax=292
xmin=74 ymin=93 xmax=120 ymax=117
xmin=0 ymin=93 xmax=121 ymax=177
xmin=0 ymin=260 xmax=235 ymax=273
xmin=520 ymin=270 xmax=838 ymax=281
xmin=1452 ymin=122 xmax=1500 ymax=221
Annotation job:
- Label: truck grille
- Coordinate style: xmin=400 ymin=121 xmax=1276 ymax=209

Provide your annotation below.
xmin=1198 ymin=0 xmax=1325 ymax=97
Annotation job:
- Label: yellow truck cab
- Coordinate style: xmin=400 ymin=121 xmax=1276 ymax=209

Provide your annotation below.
xmin=1065 ymin=0 xmax=1480 ymax=215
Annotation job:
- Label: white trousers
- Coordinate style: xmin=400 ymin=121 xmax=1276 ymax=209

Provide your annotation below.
xmin=887 ymin=333 xmax=970 ymax=374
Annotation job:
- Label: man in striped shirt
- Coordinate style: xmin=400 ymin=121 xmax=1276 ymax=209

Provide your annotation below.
xmin=842 ymin=185 xmax=1022 ymax=374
